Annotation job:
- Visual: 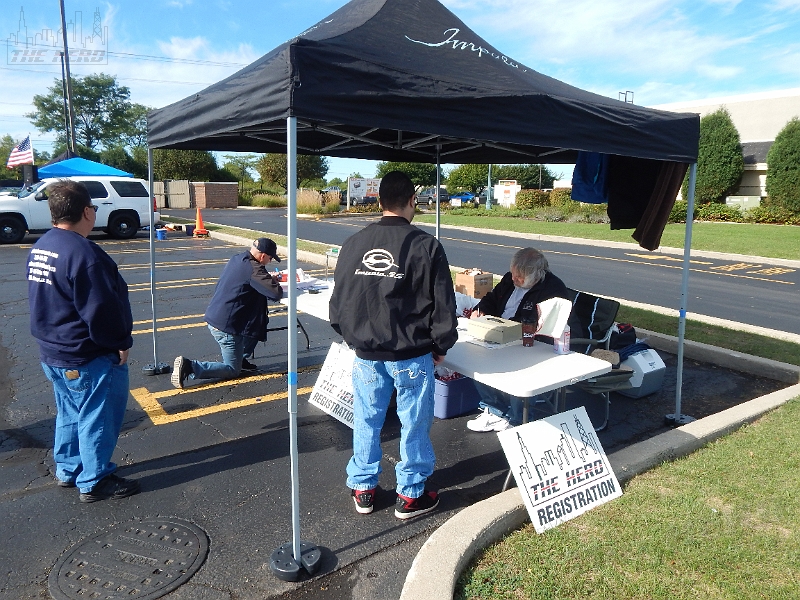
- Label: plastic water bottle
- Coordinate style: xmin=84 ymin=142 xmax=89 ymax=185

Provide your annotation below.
xmin=554 ymin=326 xmax=570 ymax=354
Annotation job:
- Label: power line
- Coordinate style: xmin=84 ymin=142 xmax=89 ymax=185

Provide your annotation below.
xmin=104 ymin=50 xmax=247 ymax=68
xmin=0 ymin=66 xmax=215 ymax=86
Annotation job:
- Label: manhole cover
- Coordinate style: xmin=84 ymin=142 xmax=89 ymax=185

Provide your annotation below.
xmin=49 ymin=517 xmax=209 ymax=600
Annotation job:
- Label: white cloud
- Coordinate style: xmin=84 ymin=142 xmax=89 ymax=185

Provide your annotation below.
xmin=769 ymin=0 xmax=800 ymax=11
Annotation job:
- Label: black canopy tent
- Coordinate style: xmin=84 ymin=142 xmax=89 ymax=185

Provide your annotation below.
xmin=147 ymin=0 xmax=701 ymax=578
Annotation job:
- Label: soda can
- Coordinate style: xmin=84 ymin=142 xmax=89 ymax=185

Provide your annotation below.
xmin=554 ymin=326 xmax=570 ymax=354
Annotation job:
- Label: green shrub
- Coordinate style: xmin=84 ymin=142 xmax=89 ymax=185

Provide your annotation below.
xmin=684 ymin=107 xmax=744 ymax=204
xmin=669 ymin=200 xmax=690 ymax=223
xmin=237 ymin=193 xmax=253 ymax=206
xmin=251 ymin=194 xmax=287 ymax=208
xmin=766 ymin=117 xmax=800 ymax=214
xmin=695 ymin=202 xmax=743 ymax=222
xmin=745 ymin=205 xmax=800 ymax=225
xmin=345 ymin=203 xmax=381 ymax=214
xmin=514 ymin=189 xmax=550 ymax=210
xmin=549 ymin=188 xmax=575 ymax=207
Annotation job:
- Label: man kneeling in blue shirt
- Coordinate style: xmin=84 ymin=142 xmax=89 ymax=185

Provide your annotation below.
xmin=171 ymin=238 xmax=283 ymax=388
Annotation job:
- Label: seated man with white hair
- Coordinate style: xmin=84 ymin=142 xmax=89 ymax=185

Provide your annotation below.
xmin=466 ymin=247 xmax=569 ymax=432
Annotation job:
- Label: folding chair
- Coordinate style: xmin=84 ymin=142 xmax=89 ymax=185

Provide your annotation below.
xmin=565 ymin=288 xmax=634 ymax=431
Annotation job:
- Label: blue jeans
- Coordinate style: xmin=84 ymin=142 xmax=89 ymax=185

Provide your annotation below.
xmin=189 ymin=325 xmax=259 ymax=380
xmin=474 ymin=381 xmax=553 ymax=426
xmin=347 ymin=354 xmax=436 ymax=499
xmin=42 ymin=354 xmax=130 ymax=493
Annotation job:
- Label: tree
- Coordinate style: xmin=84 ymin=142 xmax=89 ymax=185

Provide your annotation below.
xmin=766 ymin=117 xmax=800 ymax=214
xmin=447 ymin=164 xmax=490 ymax=193
xmin=28 ymin=73 xmax=148 ymax=152
xmin=255 ymin=154 xmax=329 ymax=188
xmin=327 ymin=177 xmax=346 ymax=188
xmin=683 ymin=107 xmax=744 ymax=204
xmin=153 ymin=149 xmax=221 ymax=181
xmin=99 ymin=146 xmax=143 ymax=178
xmin=494 ymin=164 xmax=556 ymax=189
xmin=375 ymin=162 xmax=439 ymax=186
xmin=222 ymin=153 xmax=259 ymax=190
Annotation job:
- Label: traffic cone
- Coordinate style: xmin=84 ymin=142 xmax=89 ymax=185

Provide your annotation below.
xmin=193 ymin=207 xmax=209 ymax=237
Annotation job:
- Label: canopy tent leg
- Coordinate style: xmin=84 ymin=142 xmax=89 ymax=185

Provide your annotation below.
xmin=486 ymin=164 xmax=492 ymax=210
xmin=142 ymin=147 xmax=170 ymax=376
xmin=435 ymin=144 xmax=441 ymax=239
xmin=666 ymin=162 xmax=697 ymax=427
xmin=270 ymin=116 xmax=321 ymax=582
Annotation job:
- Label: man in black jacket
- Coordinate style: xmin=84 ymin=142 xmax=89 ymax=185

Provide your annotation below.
xmin=467 ymin=247 xmax=569 ymax=432
xmin=330 ymin=171 xmax=458 ymax=520
xmin=172 ymin=238 xmax=283 ymax=388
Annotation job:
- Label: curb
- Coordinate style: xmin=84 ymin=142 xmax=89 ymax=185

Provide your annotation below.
xmin=399 ymin=349 xmax=800 ymax=600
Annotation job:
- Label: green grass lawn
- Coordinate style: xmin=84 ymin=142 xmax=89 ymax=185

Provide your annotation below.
xmin=415 ymin=214 xmax=800 ymax=261
xmin=456 ymin=397 xmax=800 ymax=600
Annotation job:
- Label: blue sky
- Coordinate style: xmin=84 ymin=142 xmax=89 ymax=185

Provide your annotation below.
xmin=2 ymin=0 xmax=799 ymax=180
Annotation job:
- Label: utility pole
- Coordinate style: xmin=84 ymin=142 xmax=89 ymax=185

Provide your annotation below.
xmin=59 ymin=52 xmax=72 ymax=153
xmin=59 ymin=0 xmax=77 ymax=153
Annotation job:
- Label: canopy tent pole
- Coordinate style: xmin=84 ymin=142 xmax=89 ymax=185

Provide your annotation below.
xmin=270 ymin=116 xmax=321 ymax=581
xmin=435 ymin=144 xmax=441 ymax=239
xmin=486 ymin=164 xmax=492 ymax=210
xmin=666 ymin=162 xmax=698 ymax=426
xmin=142 ymin=147 xmax=170 ymax=376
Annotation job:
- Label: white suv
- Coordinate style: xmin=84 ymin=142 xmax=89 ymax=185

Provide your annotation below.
xmin=0 ymin=177 xmax=161 ymax=244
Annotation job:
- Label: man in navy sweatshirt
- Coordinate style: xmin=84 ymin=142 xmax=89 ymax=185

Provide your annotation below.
xmin=27 ymin=180 xmax=139 ymax=503
xmin=171 ymin=238 xmax=283 ymax=388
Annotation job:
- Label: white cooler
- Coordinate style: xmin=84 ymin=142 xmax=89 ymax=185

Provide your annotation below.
xmin=618 ymin=348 xmax=666 ymax=398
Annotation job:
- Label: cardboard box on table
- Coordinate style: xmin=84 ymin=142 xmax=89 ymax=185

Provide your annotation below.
xmin=455 ymin=269 xmax=493 ymax=299
xmin=434 ymin=374 xmax=479 ymax=419
xmin=618 ymin=349 xmax=666 ymax=398
xmin=466 ymin=316 xmax=522 ymax=345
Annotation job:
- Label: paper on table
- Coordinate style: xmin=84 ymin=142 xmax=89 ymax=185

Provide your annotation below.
xmin=537 ymin=297 xmax=572 ymax=338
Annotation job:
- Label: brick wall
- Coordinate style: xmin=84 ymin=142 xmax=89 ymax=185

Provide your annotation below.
xmin=190 ymin=182 xmax=238 ymax=208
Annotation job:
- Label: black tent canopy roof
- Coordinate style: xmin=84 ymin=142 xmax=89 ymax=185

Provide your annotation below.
xmin=147 ymin=0 xmax=699 ymax=166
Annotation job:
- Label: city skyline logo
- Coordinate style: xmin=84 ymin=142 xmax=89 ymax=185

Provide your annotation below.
xmin=6 ymin=5 xmax=108 ymax=66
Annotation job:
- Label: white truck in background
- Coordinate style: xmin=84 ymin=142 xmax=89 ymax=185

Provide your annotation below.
xmin=0 ymin=176 xmax=160 ymax=244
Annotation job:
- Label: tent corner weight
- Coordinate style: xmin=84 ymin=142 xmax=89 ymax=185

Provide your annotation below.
xmin=269 ymin=541 xmax=322 ymax=581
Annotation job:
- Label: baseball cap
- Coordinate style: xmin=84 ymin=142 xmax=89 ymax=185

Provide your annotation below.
xmin=253 ymin=238 xmax=281 ymax=262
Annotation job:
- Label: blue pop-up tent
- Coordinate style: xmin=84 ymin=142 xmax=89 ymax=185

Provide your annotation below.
xmin=38 ymin=157 xmax=133 ymax=178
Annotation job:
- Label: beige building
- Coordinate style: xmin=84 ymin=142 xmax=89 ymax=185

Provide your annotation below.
xmin=654 ymin=89 xmax=800 ymax=202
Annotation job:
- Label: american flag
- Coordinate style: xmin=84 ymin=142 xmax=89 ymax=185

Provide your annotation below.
xmin=6 ymin=135 xmax=34 ymax=168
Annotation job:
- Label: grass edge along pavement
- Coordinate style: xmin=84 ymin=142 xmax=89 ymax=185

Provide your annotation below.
xmin=450 ymin=391 xmax=800 ymax=600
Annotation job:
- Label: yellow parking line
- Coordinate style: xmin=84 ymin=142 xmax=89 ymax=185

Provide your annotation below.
xmin=131 ymin=385 xmax=314 ymax=424
xmin=128 ymin=277 xmax=218 ymax=289
xmin=133 ymin=314 xmax=205 ymax=326
xmin=130 ymin=366 xmax=320 ymax=424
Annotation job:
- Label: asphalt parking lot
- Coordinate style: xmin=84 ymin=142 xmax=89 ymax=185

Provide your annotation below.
xmin=0 ymin=231 xmax=787 ymax=599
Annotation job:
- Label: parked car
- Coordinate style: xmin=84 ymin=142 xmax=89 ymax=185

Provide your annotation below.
xmin=449 ymin=191 xmax=478 ymax=207
xmin=416 ymin=187 xmax=449 ymax=205
xmin=1 ymin=176 xmax=161 ymax=244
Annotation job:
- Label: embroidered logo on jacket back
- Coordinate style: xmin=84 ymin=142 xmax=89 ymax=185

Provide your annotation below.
xmin=355 ymin=249 xmax=405 ymax=279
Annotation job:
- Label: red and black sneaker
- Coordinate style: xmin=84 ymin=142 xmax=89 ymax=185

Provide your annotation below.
xmin=351 ymin=488 xmax=376 ymax=514
xmin=394 ymin=490 xmax=439 ymax=520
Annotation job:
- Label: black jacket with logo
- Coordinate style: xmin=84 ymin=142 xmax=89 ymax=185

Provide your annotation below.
xmin=330 ymin=216 xmax=458 ymax=361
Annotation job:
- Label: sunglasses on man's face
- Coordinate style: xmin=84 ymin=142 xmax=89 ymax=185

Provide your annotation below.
xmin=88 ymin=205 xmax=99 ymax=212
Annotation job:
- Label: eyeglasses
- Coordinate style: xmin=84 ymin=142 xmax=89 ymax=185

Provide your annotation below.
xmin=89 ymin=205 xmax=99 ymax=212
